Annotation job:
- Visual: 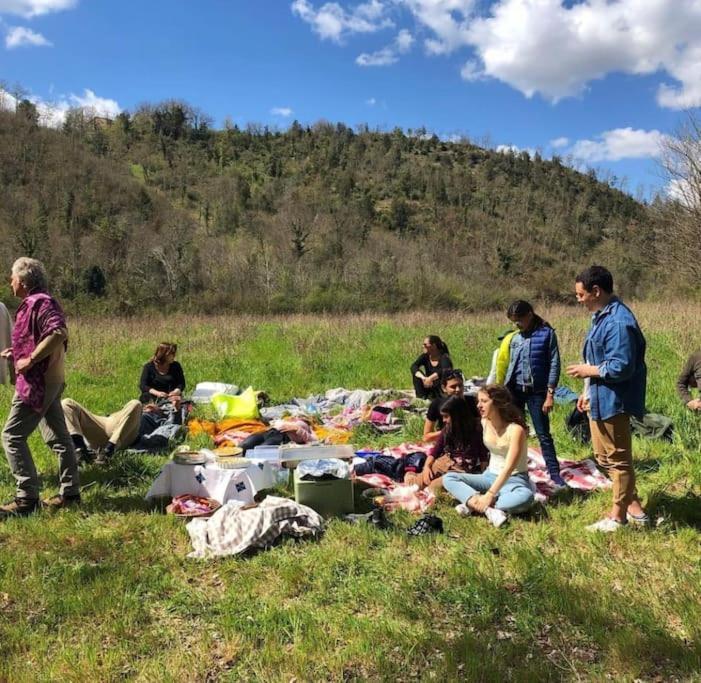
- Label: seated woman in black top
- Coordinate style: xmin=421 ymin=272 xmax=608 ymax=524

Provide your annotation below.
xmin=411 ymin=335 xmax=452 ymax=399
xmin=139 ymin=342 xmax=186 ymax=405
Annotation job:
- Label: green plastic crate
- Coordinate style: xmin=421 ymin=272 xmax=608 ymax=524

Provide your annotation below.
xmin=293 ymin=470 xmax=354 ymax=518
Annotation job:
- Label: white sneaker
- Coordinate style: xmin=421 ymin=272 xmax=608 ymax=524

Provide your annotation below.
xmin=485 ymin=507 xmax=507 ymax=528
xmin=455 ymin=503 xmax=472 ymax=517
xmin=626 ymin=511 xmax=650 ymax=527
xmin=586 ymin=517 xmax=625 ymax=533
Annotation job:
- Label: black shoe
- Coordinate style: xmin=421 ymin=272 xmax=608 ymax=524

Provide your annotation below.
xmin=369 ymin=508 xmax=391 ymax=529
xmin=407 ymin=514 xmax=444 ymax=536
xmin=0 ymin=497 xmax=40 ymax=518
xmin=343 ymin=508 xmax=391 ymax=530
xmin=94 ymin=443 xmax=115 ymax=465
xmin=76 ymin=447 xmax=95 ymax=466
xmin=94 ymin=449 xmax=108 ymax=465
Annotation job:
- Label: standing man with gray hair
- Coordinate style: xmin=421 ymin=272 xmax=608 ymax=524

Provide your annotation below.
xmin=0 ymin=257 xmax=80 ymax=517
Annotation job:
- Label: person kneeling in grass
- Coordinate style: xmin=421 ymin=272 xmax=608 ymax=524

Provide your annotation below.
xmin=443 ymin=385 xmax=534 ymax=528
xmin=676 ymin=349 xmax=701 ymax=412
xmin=413 ymin=395 xmax=488 ymax=493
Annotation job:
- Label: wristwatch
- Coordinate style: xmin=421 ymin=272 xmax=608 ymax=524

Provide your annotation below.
xmin=547 ymin=387 xmax=555 ymax=395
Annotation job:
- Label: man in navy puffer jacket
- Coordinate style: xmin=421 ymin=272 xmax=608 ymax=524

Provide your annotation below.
xmin=504 ymin=300 xmax=565 ymax=487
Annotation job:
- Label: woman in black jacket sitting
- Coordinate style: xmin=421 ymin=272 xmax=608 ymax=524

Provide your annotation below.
xmin=140 ymin=342 xmax=185 ymax=405
xmin=411 ymin=335 xmax=452 ymax=399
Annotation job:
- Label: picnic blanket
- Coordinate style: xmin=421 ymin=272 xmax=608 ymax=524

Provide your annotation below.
xmin=186 ymin=496 xmax=324 ymax=558
xmin=190 ymin=388 xmax=421 ymax=447
xmin=354 ymin=442 xmax=611 ymax=511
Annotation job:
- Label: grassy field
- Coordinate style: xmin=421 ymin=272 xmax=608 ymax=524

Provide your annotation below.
xmin=0 ymin=303 xmax=699 ymax=682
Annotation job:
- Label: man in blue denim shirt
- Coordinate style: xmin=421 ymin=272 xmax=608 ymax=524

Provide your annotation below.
xmin=566 ymin=265 xmax=648 ymax=532
xmin=504 ymin=300 xmax=565 ymax=487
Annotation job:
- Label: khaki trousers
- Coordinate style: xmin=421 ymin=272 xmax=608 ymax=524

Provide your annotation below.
xmin=2 ymin=383 xmax=79 ymax=501
xmin=589 ymin=412 xmax=637 ymax=509
xmin=62 ymin=399 xmax=142 ymax=450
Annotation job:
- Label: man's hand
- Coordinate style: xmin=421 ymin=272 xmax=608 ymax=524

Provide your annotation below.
xmin=15 ymin=357 xmax=33 ymax=374
xmin=566 ymin=363 xmax=598 ymax=379
xmin=542 ymin=394 xmax=554 ymax=414
xmin=576 ymin=393 xmax=587 ymax=413
xmin=0 ymin=348 xmax=13 ymax=359
xmin=687 ymin=398 xmax=701 ymax=411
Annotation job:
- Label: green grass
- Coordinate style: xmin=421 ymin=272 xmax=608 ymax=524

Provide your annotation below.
xmin=0 ymin=303 xmax=699 ymax=681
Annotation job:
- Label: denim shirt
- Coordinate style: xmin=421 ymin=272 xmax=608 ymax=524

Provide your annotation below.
xmin=504 ymin=324 xmax=560 ymax=392
xmin=583 ymin=297 xmax=647 ymax=420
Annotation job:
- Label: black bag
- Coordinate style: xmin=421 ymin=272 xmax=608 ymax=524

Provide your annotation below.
xmin=566 ymin=407 xmax=591 ymax=444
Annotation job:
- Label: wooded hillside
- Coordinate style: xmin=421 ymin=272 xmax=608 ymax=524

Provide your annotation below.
xmin=0 ymin=101 xmax=661 ymax=313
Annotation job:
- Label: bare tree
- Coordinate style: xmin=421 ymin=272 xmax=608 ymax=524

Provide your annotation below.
xmin=658 ymin=112 xmax=701 ymax=281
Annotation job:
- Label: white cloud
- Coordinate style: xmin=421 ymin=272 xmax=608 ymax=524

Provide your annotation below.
xmin=570 ymin=128 xmax=667 ymax=163
xmin=356 ymin=27 xmax=413 ymax=66
xmin=0 ymin=0 xmax=77 ymax=18
xmin=464 ymin=0 xmax=701 ymax=108
xmin=365 ymin=97 xmax=376 ymax=105
xmin=271 ymin=106 xmax=293 ymax=117
xmin=356 ymin=45 xmax=397 ymax=66
xmin=402 ymin=0 xmax=475 ymax=55
xmin=291 ymin=0 xmax=393 ymax=43
xmin=68 ymin=88 xmax=120 ymax=117
xmin=460 ymin=59 xmax=483 ymax=82
xmin=395 ymin=27 xmax=413 ymax=52
xmin=0 ymin=86 xmax=120 ymax=126
xmin=496 ymin=143 xmax=534 ymax=157
xmin=550 ymin=136 xmax=569 ymax=149
xmin=5 ymin=25 xmax=51 ymax=48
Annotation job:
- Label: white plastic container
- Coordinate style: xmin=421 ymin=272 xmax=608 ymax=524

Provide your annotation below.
xmin=278 ymin=444 xmax=355 ymax=463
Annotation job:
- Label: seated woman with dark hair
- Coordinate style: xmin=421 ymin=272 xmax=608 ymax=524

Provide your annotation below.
xmin=139 ymin=342 xmax=186 ymax=405
xmin=411 ymin=335 xmax=453 ymax=399
xmin=410 ymin=395 xmax=488 ymax=493
xmin=444 ymin=384 xmax=535 ymax=528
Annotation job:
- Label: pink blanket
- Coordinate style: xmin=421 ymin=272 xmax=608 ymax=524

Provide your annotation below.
xmin=355 ymin=443 xmax=611 ymax=512
xmin=527 ymin=447 xmax=611 ymax=502
xmin=354 ymin=473 xmax=436 ymax=513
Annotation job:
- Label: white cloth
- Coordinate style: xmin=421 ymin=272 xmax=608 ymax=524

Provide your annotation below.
xmin=0 ymin=302 xmax=13 ymax=385
xmin=185 ymin=495 xmax=324 ymax=558
xmin=145 ymin=459 xmax=277 ymax=504
xmin=190 ymin=381 xmax=240 ymax=403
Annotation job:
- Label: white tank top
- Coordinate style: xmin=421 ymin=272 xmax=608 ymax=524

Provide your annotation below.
xmin=482 ymin=419 xmax=529 ymax=475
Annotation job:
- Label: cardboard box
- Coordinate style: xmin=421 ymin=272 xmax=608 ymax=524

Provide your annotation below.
xmin=293 ymin=470 xmax=354 ymax=517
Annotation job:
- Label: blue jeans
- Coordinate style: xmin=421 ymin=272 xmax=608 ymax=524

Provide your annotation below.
xmin=510 ymin=387 xmax=561 ymax=480
xmin=443 ymin=471 xmax=534 ymax=514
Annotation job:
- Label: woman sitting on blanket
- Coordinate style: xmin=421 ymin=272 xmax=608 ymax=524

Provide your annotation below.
xmin=443 ymin=384 xmax=535 ymax=528
xmin=411 ymin=335 xmax=453 ymax=400
xmin=410 ymin=396 xmax=488 ymax=493
xmin=423 ymin=369 xmax=479 ymax=442
xmin=139 ymin=342 xmax=186 ymax=406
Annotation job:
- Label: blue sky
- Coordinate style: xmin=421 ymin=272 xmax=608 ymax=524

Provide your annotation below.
xmin=2 ymin=0 xmax=699 ymax=198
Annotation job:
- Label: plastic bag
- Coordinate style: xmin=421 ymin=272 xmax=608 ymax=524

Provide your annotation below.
xmin=210 ymin=386 xmax=260 ymax=420
xmin=297 ymin=458 xmax=351 ymax=480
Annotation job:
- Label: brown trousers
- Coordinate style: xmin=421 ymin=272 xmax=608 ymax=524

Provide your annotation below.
xmin=589 ymin=412 xmax=637 ymax=509
xmin=62 ymin=398 xmax=142 ymax=450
